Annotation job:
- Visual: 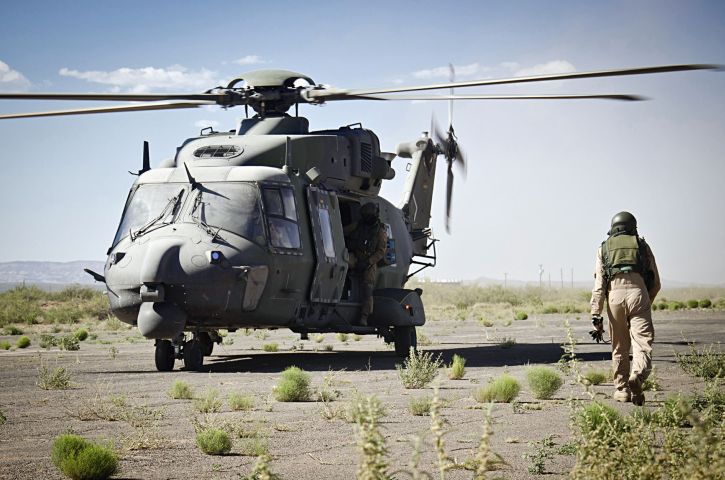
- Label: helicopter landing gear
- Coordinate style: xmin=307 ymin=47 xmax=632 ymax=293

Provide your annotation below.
xmin=183 ymin=336 xmax=204 ymax=371
xmin=154 ymin=339 xmax=175 ymax=372
xmin=198 ymin=332 xmax=214 ymax=357
xmin=394 ymin=326 xmax=417 ymax=357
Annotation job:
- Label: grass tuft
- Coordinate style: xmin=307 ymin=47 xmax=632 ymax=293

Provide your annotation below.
xmin=16 ymin=335 xmax=30 ymax=348
xmin=515 ymin=311 xmax=529 ymax=320
xmin=447 ymin=354 xmax=466 ymax=380
xmin=474 ymin=374 xmax=521 ymax=403
xmin=0 ymin=340 xmax=10 ymax=350
xmin=168 ymin=380 xmax=193 ymax=400
xmin=58 ymin=335 xmax=80 ymax=351
xmin=273 ymin=366 xmax=311 ymax=402
xmin=675 ymin=342 xmax=723 ymax=379
xmin=228 ymin=392 xmax=254 ymax=411
xmin=583 ymin=368 xmax=609 ymax=386
xmin=262 ymin=342 xmax=278 ymax=352
xmin=74 ymin=329 xmax=89 ymax=341
xmin=193 ymin=389 xmax=222 ymax=413
xmin=397 ymin=349 xmax=442 ymax=389
xmin=37 ymin=363 xmax=72 ymax=390
xmin=526 ymin=366 xmax=563 ymax=399
xmin=409 ymin=396 xmax=432 ymax=416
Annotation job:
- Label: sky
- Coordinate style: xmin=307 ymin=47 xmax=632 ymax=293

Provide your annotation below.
xmin=1 ymin=0 xmax=724 ymax=285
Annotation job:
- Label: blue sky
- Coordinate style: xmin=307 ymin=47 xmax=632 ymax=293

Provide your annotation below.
xmin=1 ymin=0 xmax=725 ymax=284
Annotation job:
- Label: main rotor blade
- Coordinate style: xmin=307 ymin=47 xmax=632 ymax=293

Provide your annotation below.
xmin=316 ymin=64 xmax=720 ymax=98
xmin=0 ymin=92 xmax=225 ymax=102
xmin=364 ymin=93 xmax=647 ymax=101
xmin=0 ymin=100 xmax=215 ymax=119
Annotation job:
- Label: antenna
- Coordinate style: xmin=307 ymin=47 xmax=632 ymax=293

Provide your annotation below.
xmin=538 ymin=264 xmax=544 ymax=290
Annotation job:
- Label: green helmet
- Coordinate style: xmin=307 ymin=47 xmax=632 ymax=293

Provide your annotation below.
xmin=609 ymin=211 xmax=637 ymax=235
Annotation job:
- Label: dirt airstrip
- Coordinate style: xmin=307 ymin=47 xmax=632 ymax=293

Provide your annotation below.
xmin=0 ymin=309 xmax=722 ymax=480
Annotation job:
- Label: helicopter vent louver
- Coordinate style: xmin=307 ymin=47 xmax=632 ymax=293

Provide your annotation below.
xmin=360 ymin=143 xmax=373 ymax=173
xmin=192 ymin=145 xmax=243 ymax=159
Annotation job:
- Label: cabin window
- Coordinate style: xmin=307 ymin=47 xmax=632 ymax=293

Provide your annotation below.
xmin=187 ymin=183 xmax=265 ymax=244
xmin=318 ymin=205 xmax=335 ymax=258
xmin=262 ymin=186 xmax=301 ymax=250
xmin=112 ymin=183 xmax=186 ymax=247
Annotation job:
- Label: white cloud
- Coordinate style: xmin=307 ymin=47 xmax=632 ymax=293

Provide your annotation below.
xmin=194 ymin=119 xmax=220 ymax=129
xmin=0 ymin=60 xmax=31 ymax=91
xmin=412 ymin=62 xmax=487 ymax=80
xmin=58 ymin=65 xmax=219 ymax=93
xmin=233 ymin=55 xmax=266 ymax=66
xmin=513 ymin=60 xmax=576 ymax=77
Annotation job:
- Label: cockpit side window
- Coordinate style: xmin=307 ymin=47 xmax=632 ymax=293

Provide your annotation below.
xmin=262 ymin=185 xmax=301 ymax=250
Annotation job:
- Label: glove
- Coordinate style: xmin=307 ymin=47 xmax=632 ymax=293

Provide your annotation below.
xmin=589 ymin=315 xmax=604 ymax=343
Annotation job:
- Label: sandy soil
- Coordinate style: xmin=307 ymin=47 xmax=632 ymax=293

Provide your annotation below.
xmin=0 ymin=309 xmax=722 ymax=480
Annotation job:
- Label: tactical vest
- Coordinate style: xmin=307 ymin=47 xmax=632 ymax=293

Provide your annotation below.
xmin=347 ymin=221 xmax=382 ymax=259
xmin=601 ymin=234 xmax=650 ymax=285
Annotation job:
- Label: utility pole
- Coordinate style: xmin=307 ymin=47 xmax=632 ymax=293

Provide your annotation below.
xmin=504 ymin=272 xmax=508 ymax=290
xmin=560 ymin=267 xmax=563 ymax=289
xmin=538 ymin=265 xmax=544 ymax=290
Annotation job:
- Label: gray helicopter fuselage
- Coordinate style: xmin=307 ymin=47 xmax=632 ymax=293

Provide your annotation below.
xmin=105 ymin=117 xmax=422 ymax=340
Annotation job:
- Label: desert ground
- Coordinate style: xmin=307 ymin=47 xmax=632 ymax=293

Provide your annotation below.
xmin=0 ymin=305 xmax=723 ymax=480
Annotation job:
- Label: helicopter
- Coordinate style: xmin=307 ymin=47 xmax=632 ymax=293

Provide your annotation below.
xmin=0 ymin=63 xmax=719 ymax=371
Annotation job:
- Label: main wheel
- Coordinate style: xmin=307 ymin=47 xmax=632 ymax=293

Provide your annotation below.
xmin=183 ymin=339 xmax=204 ymax=371
xmin=394 ymin=326 xmax=417 ymax=357
xmin=198 ymin=332 xmax=214 ymax=357
xmin=154 ymin=340 xmax=175 ymax=372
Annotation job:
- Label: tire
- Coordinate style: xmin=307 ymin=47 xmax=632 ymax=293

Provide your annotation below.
xmin=198 ymin=332 xmax=214 ymax=357
xmin=394 ymin=326 xmax=417 ymax=357
xmin=154 ymin=340 xmax=175 ymax=372
xmin=183 ymin=339 xmax=204 ymax=371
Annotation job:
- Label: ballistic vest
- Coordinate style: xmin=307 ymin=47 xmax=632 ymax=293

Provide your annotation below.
xmin=348 ymin=220 xmax=383 ymax=259
xmin=601 ymin=234 xmax=646 ymax=279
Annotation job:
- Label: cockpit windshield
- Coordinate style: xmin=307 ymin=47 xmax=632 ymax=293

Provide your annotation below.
xmin=112 ymin=183 xmax=185 ymax=247
xmin=186 ymin=183 xmax=265 ymax=244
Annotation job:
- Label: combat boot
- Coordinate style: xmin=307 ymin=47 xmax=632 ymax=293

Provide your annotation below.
xmin=629 ymin=375 xmax=645 ymax=406
xmin=612 ymin=388 xmax=631 ymax=403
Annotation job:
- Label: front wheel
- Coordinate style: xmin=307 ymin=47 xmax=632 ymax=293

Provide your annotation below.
xmin=198 ymin=332 xmax=214 ymax=357
xmin=394 ymin=326 xmax=417 ymax=357
xmin=154 ymin=340 xmax=175 ymax=372
xmin=183 ymin=339 xmax=204 ymax=371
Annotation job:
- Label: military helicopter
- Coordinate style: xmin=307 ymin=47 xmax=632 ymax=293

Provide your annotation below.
xmin=0 ymin=63 xmax=719 ymax=371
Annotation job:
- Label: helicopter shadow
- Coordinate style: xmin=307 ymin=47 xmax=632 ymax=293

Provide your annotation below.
xmin=201 ymin=343 xmax=612 ymax=374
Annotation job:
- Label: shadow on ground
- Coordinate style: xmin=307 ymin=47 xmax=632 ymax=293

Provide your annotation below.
xmin=197 ymin=343 xmax=612 ymax=374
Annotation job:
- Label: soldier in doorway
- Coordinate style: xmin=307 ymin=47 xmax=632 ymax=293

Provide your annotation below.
xmin=346 ymin=202 xmax=388 ymax=326
xmin=590 ymin=211 xmax=661 ymax=405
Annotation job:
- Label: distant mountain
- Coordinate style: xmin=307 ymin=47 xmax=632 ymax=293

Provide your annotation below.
xmin=0 ymin=260 xmax=105 ymax=285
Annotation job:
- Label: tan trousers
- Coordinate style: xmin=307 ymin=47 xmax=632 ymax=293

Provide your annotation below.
xmin=606 ymin=273 xmax=655 ymax=391
xmin=348 ymin=253 xmax=377 ymax=320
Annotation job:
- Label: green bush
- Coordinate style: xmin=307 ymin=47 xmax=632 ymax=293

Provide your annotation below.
xmin=4 ymin=325 xmax=23 ymax=335
xmin=474 ymin=374 xmax=521 ymax=403
xmin=74 ymin=329 xmax=89 ymax=341
xmin=668 ymin=301 xmax=684 ymax=311
xmin=651 ymin=303 xmax=658 ymax=311
xmin=699 ymin=298 xmax=712 ymax=308
xmin=169 ymin=380 xmax=193 ymax=400
xmin=262 ymin=342 xmax=278 ymax=352
xmin=196 ymin=428 xmax=232 ymax=455
xmin=273 ymin=366 xmax=311 ymax=402
xmin=408 ymin=396 xmax=432 ymax=416
xmin=657 ymin=301 xmax=668 ymax=311
xmin=51 ymin=434 xmax=118 ymax=480
xmin=16 ymin=335 xmax=30 ymax=348
xmin=526 ymin=366 xmax=563 ymax=399
xmin=447 ymin=354 xmax=466 ymax=380
xmin=40 ymin=334 xmax=57 ymax=349
xmin=542 ymin=305 xmax=559 ymax=314
xmin=0 ymin=340 xmax=10 ymax=350
xmin=686 ymin=299 xmax=700 ymax=309
xmin=396 ymin=349 xmax=443 ymax=389
xmin=228 ymin=392 xmax=254 ymax=411
xmin=515 ymin=311 xmax=529 ymax=320
xmin=58 ymin=335 xmax=80 ymax=351
xmin=583 ymin=369 xmax=609 ymax=386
